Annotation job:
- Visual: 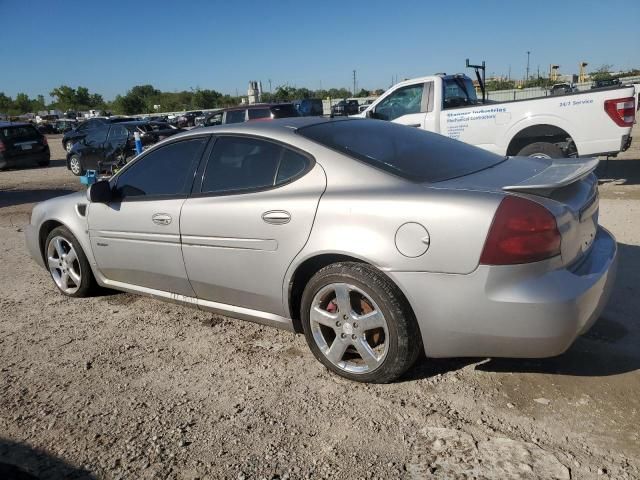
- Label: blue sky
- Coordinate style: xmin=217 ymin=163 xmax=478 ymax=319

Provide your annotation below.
xmin=1 ymin=0 xmax=638 ymax=101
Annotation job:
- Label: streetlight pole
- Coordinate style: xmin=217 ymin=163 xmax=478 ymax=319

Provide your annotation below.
xmin=526 ymin=51 xmax=530 ymax=84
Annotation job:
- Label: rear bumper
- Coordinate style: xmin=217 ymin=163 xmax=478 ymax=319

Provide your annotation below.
xmin=0 ymin=151 xmax=50 ymax=169
xmin=387 ymin=227 xmax=618 ymax=358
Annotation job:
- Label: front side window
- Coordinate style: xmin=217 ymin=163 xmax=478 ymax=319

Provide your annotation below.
xmin=107 ymin=125 xmax=128 ymax=140
xmin=200 ymin=136 xmax=309 ymax=194
xmin=374 ymin=84 xmax=424 ymax=121
xmin=115 ymin=138 xmax=207 ymax=199
xmin=86 ymin=127 xmax=108 ymax=144
xmin=224 ymin=110 xmax=246 ymax=124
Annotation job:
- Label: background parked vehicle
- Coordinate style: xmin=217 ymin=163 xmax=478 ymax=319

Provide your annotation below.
xmin=177 ymin=111 xmax=203 ymax=127
xmin=358 ymin=73 xmax=635 ymax=158
xmin=0 ymin=122 xmax=50 ymax=169
xmin=358 ymin=99 xmax=375 ymax=113
xmin=331 ymin=99 xmax=360 ymax=116
xmin=66 ymin=121 xmax=183 ymax=175
xmin=591 ymin=78 xmax=621 ymax=89
xmin=293 ymin=98 xmax=324 ymax=116
xmin=549 ymin=83 xmax=577 ymax=95
xmin=198 ymin=103 xmax=299 ymax=127
xmin=53 ymin=119 xmax=78 ymax=133
xmin=62 ymin=116 xmax=134 ymax=153
xmin=36 ymin=123 xmax=56 ymax=134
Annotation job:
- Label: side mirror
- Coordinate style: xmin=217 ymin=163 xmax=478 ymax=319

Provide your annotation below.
xmin=365 ymin=109 xmax=376 ymax=119
xmin=86 ymin=180 xmax=113 ymax=203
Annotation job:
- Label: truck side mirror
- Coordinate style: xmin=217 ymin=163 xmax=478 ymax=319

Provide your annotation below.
xmin=365 ymin=109 xmax=374 ymax=119
xmin=86 ymin=180 xmax=113 ymax=203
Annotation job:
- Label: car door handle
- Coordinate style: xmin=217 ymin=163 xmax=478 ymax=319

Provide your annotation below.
xmin=152 ymin=213 xmax=172 ymax=225
xmin=262 ymin=210 xmax=291 ymax=225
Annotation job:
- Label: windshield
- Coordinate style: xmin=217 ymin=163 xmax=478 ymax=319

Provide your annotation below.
xmin=298 ymin=119 xmax=504 ymax=183
xmin=443 ymin=77 xmax=479 ymax=109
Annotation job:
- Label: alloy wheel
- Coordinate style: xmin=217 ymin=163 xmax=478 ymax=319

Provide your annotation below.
xmin=69 ymin=156 xmax=81 ymax=175
xmin=310 ymin=282 xmax=389 ymax=374
xmin=47 ymin=236 xmax=81 ymax=294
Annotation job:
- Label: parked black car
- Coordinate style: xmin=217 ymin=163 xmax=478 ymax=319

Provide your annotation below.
xmin=36 ymin=123 xmax=56 ymax=134
xmin=293 ymin=98 xmax=324 ymax=116
xmin=66 ymin=121 xmax=183 ymax=176
xmin=0 ymin=122 xmax=50 ymax=169
xmin=61 ymin=116 xmax=135 ymax=153
xmin=591 ymin=78 xmax=622 ymax=89
xmin=331 ymin=99 xmax=359 ymax=116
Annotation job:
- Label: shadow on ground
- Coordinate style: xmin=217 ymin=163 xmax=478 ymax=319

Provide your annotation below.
xmin=404 ymin=241 xmax=640 ymax=381
xmin=0 ymin=189 xmax=76 ymax=208
xmin=0 ymin=438 xmax=95 ymax=479
xmin=596 ymin=158 xmax=640 ymax=186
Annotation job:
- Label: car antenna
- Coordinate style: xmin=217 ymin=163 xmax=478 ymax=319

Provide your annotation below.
xmin=466 ymin=59 xmax=486 ymax=103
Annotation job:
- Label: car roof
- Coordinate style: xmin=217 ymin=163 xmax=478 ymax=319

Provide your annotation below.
xmin=212 ymin=103 xmax=295 ymax=114
xmin=180 ymin=116 xmax=341 ymax=138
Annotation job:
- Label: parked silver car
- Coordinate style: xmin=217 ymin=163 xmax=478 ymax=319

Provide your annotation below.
xmin=25 ymin=118 xmax=617 ymax=383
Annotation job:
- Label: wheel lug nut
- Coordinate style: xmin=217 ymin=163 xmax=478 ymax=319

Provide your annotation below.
xmin=351 ymin=334 xmax=357 ymax=340
xmin=342 ymin=315 xmax=348 ymax=320
xmin=341 ymin=333 xmax=346 ymax=339
xmin=353 ymin=322 xmax=358 ymax=328
xmin=335 ymin=321 xmax=341 ymax=327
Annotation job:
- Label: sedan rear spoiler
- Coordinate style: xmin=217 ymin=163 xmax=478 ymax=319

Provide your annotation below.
xmin=503 ymin=158 xmax=599 ymax=192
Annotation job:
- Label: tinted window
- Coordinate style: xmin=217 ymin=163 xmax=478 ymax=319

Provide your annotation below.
xmin=86 ymin=127 xmax=108 ymax=143
xmin=115 ymin=138 xmax=207 ymax=199
xmin=443 ymin=77 xmax=478 ymax=109
xmin=201 ymin=137 xmax=308 ymax=194
xmin=298 ymin=119 xmax=504 ymax=183
xmin=108 ymin=125 xmax=128 ymax=140
xmin=225 ymin=110 xmax=246 ymax=124
xmin=0 ymin=125 xmax=39 ymax=140
xmin=248 ymin=108 xmax=271 ymax=120
xmin=270 ymin=104 xmax=300 ymax=119
xmin=374 ymin=84 xmax=423 ymax=121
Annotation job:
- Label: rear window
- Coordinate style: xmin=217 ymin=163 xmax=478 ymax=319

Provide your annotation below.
xmin=1 ymin=125 xmax=40 ymax=140
xmin=297 ymin=119 xmax=504 ymax=183
xmin=248 ymin=108 xmax=271 ymax=120
xmin=270 ymin=104 xmax=300 ymax=119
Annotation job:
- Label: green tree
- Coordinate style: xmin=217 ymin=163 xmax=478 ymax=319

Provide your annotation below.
xmin=356 ymin=88 xmax=371 ymax=97
xmin=590 ymin=64 xmax=613 ymax=82
xmin=49 ymin=85 xmax=77 ymax=110
xmin=13 ymin=93 xmax=32 ymax=114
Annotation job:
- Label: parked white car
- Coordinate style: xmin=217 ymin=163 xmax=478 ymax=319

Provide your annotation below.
xmin=356 ymin=74 xmax=635 ymax=158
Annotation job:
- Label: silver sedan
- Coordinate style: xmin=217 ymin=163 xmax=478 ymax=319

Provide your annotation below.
xmin=25 ymin=118 xmax=617 ymax=383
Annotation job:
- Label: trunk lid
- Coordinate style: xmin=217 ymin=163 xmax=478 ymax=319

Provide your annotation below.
xmin=0 ymin=124 xmax=47 ymax=158
xmin=433 ymin=156 xmax=601 ymax=266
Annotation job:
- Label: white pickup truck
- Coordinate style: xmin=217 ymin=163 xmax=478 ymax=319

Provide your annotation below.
xmin=356 ymin=74 xmax=635 ymax=158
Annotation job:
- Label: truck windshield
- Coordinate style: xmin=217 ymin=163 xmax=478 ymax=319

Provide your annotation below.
xmin=298 ymin=119 xmax=504 ymax=183
xmin=443 ymin=77 xmax=479 ymax=109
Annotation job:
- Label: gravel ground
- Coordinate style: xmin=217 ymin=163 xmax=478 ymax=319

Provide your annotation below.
xmin=0 ymin=131 xmax=639 ymax=479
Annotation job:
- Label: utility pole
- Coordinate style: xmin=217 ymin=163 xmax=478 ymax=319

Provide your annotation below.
xmin=353 ymin=70 xmax=357 ymax=96
xmin=526 ymin=51 xmax=531 ymax=83
xmin=268 ymin=79 xmax=272 ymax=93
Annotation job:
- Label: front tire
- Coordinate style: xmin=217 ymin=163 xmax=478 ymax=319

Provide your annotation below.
xmin=45 ymin=226 xmax=95 ymax=297
xmin=68 ymin=155 xmax=84 ymax=176
xmin=517 ymin=142 xmax=567 ymax=159
xmin=65 ymin=141 xmax=73 ymax=153
xmin=301 ymin=262 xmax=421 ymax=383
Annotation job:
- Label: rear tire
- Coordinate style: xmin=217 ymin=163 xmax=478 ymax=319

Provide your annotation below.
xmin=517 ymin=142 xmax=567 ymax=159
xmin=300 ymin=262 xmax=422 ymax=383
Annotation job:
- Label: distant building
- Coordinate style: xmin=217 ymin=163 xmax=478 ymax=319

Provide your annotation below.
xmin=247 ymin=81 xmax=263 ymax=104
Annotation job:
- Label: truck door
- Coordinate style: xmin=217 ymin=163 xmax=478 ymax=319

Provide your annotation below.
xmin=370 ymin=82 xmax=437 ymax=131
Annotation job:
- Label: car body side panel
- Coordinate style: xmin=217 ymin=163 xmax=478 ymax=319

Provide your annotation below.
xmin=181 ymin=164 xmax=327 ymax=316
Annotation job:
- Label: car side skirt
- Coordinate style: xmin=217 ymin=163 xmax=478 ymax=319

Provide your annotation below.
xmin=100 ymin=278 xmax=295 ymax=332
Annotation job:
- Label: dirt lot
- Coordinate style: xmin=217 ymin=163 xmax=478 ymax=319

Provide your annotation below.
xmin=1 ymin=131 xmax=639 ymax=480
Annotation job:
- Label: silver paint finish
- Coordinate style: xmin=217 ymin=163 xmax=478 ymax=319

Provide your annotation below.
xmin=25 ymin=118 xmax=619 ymax=359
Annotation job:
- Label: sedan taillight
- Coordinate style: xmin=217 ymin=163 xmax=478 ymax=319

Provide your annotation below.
xmin=0 ymin=140 xmax=5 ymax=153
xmin=480 ymin=196 xmax=561 ymax=265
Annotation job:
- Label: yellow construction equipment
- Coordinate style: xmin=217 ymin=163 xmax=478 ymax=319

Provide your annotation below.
xmin=579 ymin=62 xmax=588 ymax=83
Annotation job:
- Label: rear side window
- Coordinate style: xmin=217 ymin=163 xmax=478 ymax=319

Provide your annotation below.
xmin=225 ymin=110 xmax=246 ymax=124
xmin=108 ymin=125 xmax=128 ymax=140
xmin=115 ymin=138 xmax=207 ymax=199
xmin=1 ymin=125 xmax=39 ymax=140
xmin=248 ymin=108 xmax=271 ymax=120
xmin=200 ymin=136 xmax=309 ymax=194
xmin=298 ymin=119 xmax=504 ymax=183
xmin=443 ymin=77 xmax=478 ymax=109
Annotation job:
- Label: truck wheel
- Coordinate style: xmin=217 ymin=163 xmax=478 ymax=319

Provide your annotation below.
xmin=300 ymin=262 xmax=422 ymax=383
xmin=517 ymin=142 xmax=567 ymax=159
